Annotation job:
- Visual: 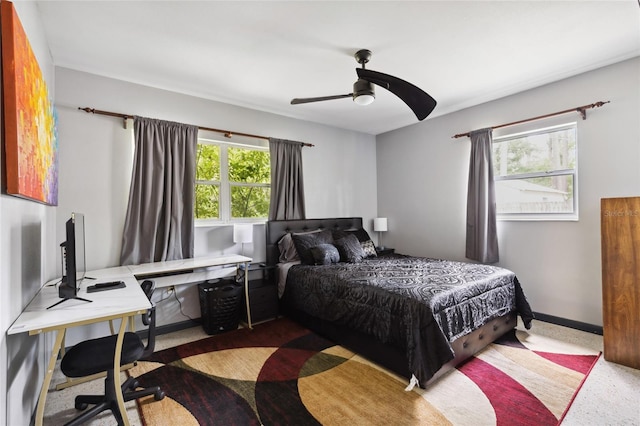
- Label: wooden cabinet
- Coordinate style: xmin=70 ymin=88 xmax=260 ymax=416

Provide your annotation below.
xmin=601 ymin=197 xmax=640 ymax=369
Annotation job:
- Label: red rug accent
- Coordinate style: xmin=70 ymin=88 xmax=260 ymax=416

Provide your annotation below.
xmin=459 ymin=357 xmax=557 ymax=426
xmin=533 ymin=351 xmax=600 ymax=375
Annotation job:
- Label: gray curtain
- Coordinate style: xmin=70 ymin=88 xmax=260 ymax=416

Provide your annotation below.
xmin=268 ymin=138 xmax=306 ymax=220
xmin=120 ymin=117 xmax=198 ymax=265
xmin=465 ymin=128 xmax=499 ymax=263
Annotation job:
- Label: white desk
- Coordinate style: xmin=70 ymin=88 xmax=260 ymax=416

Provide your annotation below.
xmin=7 ymin=254 xmax=252 ymax=426
xmin=126 ymin=254 xmax=253 ymax=328
xmin=8 ymin=275 xmax=149 ymax=426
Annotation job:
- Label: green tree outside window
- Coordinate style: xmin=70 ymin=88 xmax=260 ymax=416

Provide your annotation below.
xmin=195 ymin=142 xmax=270 ymax=221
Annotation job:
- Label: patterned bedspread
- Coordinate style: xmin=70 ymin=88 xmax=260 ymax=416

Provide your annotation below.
xmin=281 ymin=254 xmax=534 ymax=384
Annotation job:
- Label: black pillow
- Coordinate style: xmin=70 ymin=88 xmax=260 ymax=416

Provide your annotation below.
xmin=333 ymin=228 xmax=377 ymax=258
xmin=334 ymin=234 xmax=366 ymax=263
xmin=310 ymin=244 xmax=340 ymax=265
xmin=291 ymin=230 xmax=334 ymax=265
xmin=332 ymin=228 xmax=372 ymax=243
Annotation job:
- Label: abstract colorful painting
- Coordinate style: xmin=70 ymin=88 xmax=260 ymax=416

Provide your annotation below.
xmin=2 ymin=1 xmax=58 ymax=205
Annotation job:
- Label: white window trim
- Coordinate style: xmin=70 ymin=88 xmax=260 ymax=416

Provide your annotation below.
xmin=493 ymin=122 xmax=579 ymax=222
xmin=196 ymin=137 xmax=269 ymax=227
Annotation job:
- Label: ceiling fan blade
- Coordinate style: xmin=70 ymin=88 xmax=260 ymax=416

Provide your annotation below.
xmin=291 ymin=94 xmax=352 ymax=105
xmin=356 ymin=68 xmax=437 ymax=120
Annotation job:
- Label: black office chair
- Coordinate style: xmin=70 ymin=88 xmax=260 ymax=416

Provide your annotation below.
xmin=60 ymin=280 xmax=165 ymax=426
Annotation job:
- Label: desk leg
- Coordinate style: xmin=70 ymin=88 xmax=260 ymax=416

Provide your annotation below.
xmin=243 ymin=261 xmax=252 ymax=329
xmin=55 ymin=363 xmax=136 ymax=391
xmin=35 ymin=329 xmax=65 ymax=426
xmin=113 ymin=316 xmax=130 ymax=426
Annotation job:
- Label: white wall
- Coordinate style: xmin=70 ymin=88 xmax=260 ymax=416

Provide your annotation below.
xmin=54 ymin=67 xmax=377 ymax=329
xmin=377 ymin=57 xmax=640 ymax=326
xmin=1 ymin=2 xmax=58 ymax=425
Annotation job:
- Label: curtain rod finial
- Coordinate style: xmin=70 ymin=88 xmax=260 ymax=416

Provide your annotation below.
xmin=79 ymin=107 xmax=95 ymax=114
xmin=578 ymin=100 xmax=610 ymax=120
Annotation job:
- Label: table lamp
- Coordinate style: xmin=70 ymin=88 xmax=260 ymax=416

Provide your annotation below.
xmin=233 ymin=224 xmax=253 ymax=256
xmin=373 ymin=217 xmax=388 ymax=250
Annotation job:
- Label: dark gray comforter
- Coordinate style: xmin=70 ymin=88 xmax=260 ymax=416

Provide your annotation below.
xmin=281 ymin=254 xmax=534 ymax=384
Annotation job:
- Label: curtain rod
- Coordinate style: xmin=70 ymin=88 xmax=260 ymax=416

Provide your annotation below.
xmin=451 ymin=100 xmax=610 ymax=139
xmin=78 ymin=107 xmax=315 ymax=147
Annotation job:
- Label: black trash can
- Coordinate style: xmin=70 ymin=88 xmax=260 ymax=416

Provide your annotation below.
xmin=198 ymin=279 xmax=243 ymax=334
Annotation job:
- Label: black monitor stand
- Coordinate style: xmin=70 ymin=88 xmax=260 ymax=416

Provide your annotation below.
xmin=47 ymin=280 xmax=92 ymax=309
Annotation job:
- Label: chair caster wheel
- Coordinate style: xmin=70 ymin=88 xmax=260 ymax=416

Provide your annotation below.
xmin=154 ymin=390 xmax=165 ymax=401
xmin=75 ymin=401 xmax=88 ymax=411
xmin=129 ymin=380 xmax=140 ymax=390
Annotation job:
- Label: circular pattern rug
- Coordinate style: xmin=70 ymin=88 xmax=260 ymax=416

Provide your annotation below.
xmin=130 ymin=318 xmax=599 ymax=425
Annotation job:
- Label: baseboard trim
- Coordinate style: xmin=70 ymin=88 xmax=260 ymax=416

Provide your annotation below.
xmin=157 ymin=314 xmax=605 ymax=337
xmin=533 ymin=311 xmax=603 ymax=335
xmin=154 ymin=319 xmax=201 ymax=336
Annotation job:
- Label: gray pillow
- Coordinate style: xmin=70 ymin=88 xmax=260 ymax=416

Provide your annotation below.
xmin=310 ymin=244 xmax=340 ymax=265
xmin=334 ymin=234 xmax=366 ymax=263
xmin=291 ymin=229 xmax=334 ymax=265
xmin=277 ymin=233 xmax=299 ymax=263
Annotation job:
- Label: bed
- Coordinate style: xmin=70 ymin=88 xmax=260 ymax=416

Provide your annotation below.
xmin=266 ymin=217 xmax=534 ymax=388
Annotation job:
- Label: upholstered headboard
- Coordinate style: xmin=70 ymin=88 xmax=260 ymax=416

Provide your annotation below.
xmin=265 ymin=217 xmax=363 ymax=267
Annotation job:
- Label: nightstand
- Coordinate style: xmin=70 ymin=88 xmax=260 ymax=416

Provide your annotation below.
xmin=376 ymin=247 xmax=395 ymax=256
xmin=238 ymin=264 xmax=278 ymax=324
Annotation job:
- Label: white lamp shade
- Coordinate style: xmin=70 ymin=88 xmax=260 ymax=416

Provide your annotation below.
xmin=233 ymin=224 xmax=253 ymax=244
xmin=373 ymin=217 xmax=388 ymax=232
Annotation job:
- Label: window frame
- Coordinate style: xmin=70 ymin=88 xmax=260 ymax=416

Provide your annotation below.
xmin=195 ymin=137 xmax=270 ymax=226
xmin=492 ymin=122 xmax=578 ymax=222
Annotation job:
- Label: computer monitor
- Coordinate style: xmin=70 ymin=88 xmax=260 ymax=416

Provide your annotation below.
xmin=48 ymin=212 xmax=91 ymax=309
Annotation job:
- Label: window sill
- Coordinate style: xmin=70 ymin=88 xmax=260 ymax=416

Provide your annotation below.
xmin=195 ymin=220 xmax=266 ymax=228
xmin=497 ymin=214 xmax=579 ymax=222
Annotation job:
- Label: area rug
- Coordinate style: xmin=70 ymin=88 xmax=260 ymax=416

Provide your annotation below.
xmin=131 ymin=318 xmax=599 ymax=426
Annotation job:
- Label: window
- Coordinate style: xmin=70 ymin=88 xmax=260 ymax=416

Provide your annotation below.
xmin=492 ymin=122 xmax=577 ymax=220
xmin=195 ymin=139 xmax=270 ymax=223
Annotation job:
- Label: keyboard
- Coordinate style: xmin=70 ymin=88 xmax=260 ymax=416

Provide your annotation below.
xmin=87 ymin=281 xmax=126 ymax=293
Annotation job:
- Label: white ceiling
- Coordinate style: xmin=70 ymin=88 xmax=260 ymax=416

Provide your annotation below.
xmin=35 ymin=1 xmax=640 ymax=135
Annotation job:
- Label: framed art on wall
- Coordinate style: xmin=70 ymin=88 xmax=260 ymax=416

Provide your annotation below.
xmin=1 ymin=0 xmax=58 ymax=205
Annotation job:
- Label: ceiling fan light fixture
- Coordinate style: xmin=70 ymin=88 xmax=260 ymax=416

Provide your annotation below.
xmin=352 ymin=78 xmax=375 ymax=106
xmin=354 ymin=94 xmax=375 ymax=106
xmin=291 ymin=49 xmax=437 ymax=120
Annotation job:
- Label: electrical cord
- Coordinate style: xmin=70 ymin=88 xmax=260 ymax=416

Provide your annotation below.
xmin=172 ymin=290 xmax=198 ymax=321
xmin=45 ymin=278 xmax=63 ymax=287
xmin=154 ymin=292 xmax=173 ymax=304
xmin=155 ymin=287 xmax=198 ymax=321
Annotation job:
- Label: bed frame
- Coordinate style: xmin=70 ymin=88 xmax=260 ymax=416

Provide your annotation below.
xmin=266 ymin=217 xmax=517 ymax=386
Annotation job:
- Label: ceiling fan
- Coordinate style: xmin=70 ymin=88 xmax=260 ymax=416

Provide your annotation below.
xmin=290 ymin=49 xmax=437 ymax=121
